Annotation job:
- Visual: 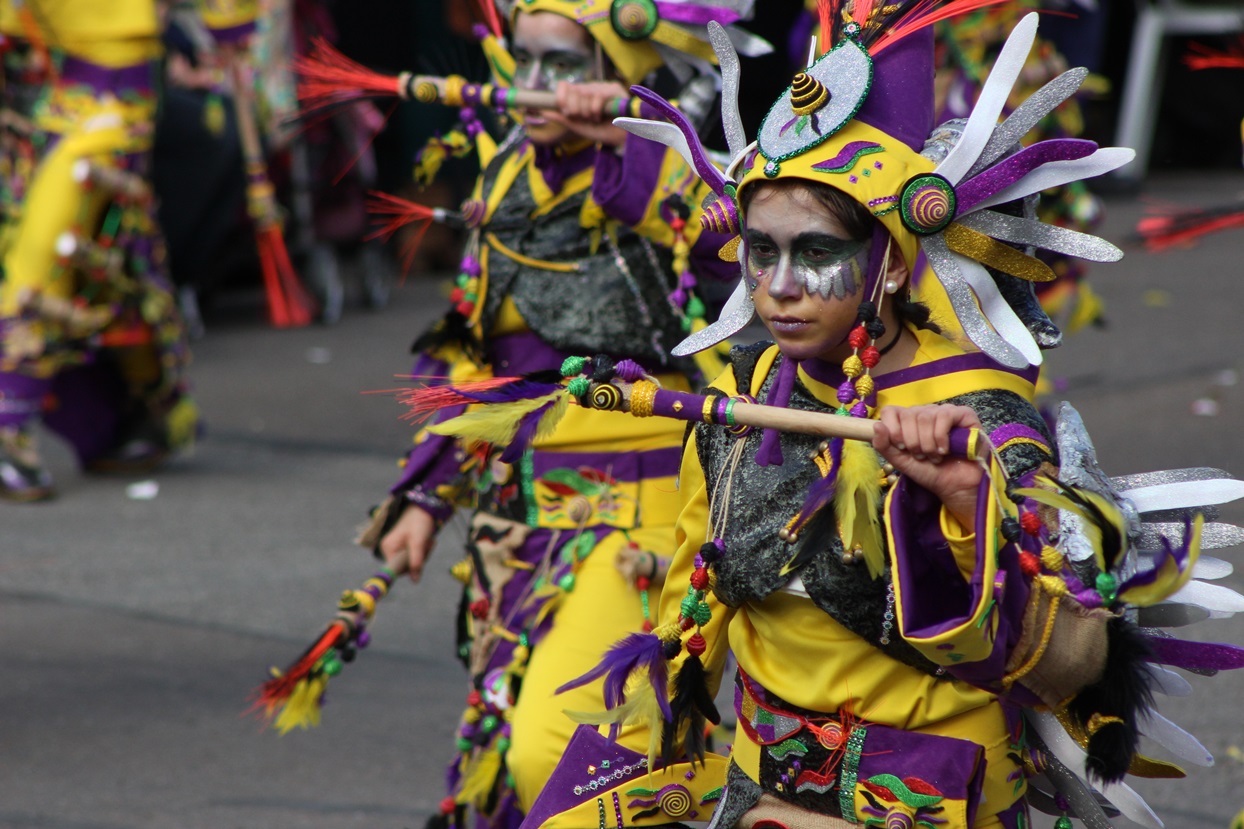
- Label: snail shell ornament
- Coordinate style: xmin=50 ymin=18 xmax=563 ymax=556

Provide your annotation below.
xmin=790 ymin=72 xmax=830 ymax=116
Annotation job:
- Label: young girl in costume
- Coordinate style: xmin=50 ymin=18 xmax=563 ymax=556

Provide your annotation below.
xmin=353 ymin=3 xmax=769 ymax=827
xmin=0 ymin=0 xmax=197 ymax=500
xmin=514 ymin=7 xmax=1244 ymax=829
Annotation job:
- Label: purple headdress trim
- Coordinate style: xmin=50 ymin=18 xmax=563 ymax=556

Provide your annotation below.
xmin=1145 ymin=636 xmax=1244 ymax=672
xmin=556 ymin=632 xmax=672 ymax=728
xmin=953 ymin=138 xmax=1097 ymax=216
xmin=628 ymin=85 xmax=730 ymax=196
xmin=755 ymin=358 xmax=797 ymax=467
xmin=654 ymin=2 xmax=741 ymax=25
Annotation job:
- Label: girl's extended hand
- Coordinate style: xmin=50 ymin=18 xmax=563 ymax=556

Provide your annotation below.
xmin=873 ymin=404 xmax=984 ymax=527
xmin=545 ymin=80 xmax=630 ymax=146
xmin=378 ymin=505 xmax=438 ymax=583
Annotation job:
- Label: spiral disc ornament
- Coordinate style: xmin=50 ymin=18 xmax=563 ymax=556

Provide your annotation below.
xmin=589 ymin=382 xmax=624 ymax=411
xmin=790 ymin=73 xmax=830 ymax=116
xmin=898 ymin=173 xmax=956 ymax=236
xmin=610 ymin=0 xmax=659 ymax=40
xmin=656 ymin=784 xmax=693 ymax=819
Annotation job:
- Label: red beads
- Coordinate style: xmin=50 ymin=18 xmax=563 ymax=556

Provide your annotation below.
xmin=690 ymin=568 xmax=709 ymax=590
xmin=847 ymin=325 xmax=869 ymax=349
xmin=469 ymin=597 xmax=490 ymax=619
xmin=686 ymin=632 xmax=707 ymax=656
xmin=440 ymin=797 xmax=457 ymax=815
xmin=860 ymin=345 xmax=880 ymax=368
xmin=450 ymin=287 xmax=465 ymax=303
xmin=636 ymin=576 xmax=651 ymax=591
xmin=1020 ymin=512 xmax=1043 ymax=536
xmin=466 ymin=690 xmax=482 ymax=707
xmin=1019 ymin=551 xmax=1041 ymax=577
xmin=455 ymin=301 xmax=476 ymax=316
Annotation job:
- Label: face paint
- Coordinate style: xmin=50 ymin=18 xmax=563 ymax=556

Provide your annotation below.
xmin=512 ymin=37 xmax=595 ymax=91
xmin=745 ymin=229 xmax=868 ymax=300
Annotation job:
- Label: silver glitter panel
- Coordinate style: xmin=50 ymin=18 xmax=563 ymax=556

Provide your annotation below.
xmin=952 ymin=242 xmax=1042 ymax=366
xmin=957 ymin=210 xmax=1122 ymax=262
xmin=923 ymin=235 xmax=1029 ymax=369
xmin=672 ymin=277 xmax=754 ymax=355
xmin=967 ymin=68 xmax=1088 ymax=179
xmin=708 ymin=22 xmax=748 ymax=159
xmin=756 ymin=39 xmax=872 ymax=165
xmin=1136 ymin=522 xmax=1244 ymax=552
xmin=1111 ymin=467 xmax=1236 ymax=491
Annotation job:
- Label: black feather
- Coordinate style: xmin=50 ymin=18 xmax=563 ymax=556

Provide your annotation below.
xmin=1067 ymin=616 xmax=1154 ymax=783
xmin=778 ymin=501 xmax=837 ymax=576
xmin=411 ymin=312 xmax=483 ymax=363
xmin=661 ymin=655 xmax=720 ymax=766
xmin=1047 ymin=478 xmax=1127 ymax=572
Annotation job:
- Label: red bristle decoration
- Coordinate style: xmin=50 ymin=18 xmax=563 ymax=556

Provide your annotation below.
xmin=294 ymin=37 xmax=405 ymax=115
xmin=852 ymin=0 xmax=876 ymax=28
xmin=817 ymin=0 xmax=836 ymax=55
xmin=395 ymin=377 xmax=524 ymax=420
xmin=871 ymin=0 xmax=1012 ymax=54
xmin=1185 ymin=39 xmax=1244 ymax=71
xmin=250 ymin=621 xmax=347 ymax=714
xmin=366 ymin=190 xmax=438 ymax=274
xmin=257 ymin=225 xmax=316 ymax=328
xmin=473 ymin=0 xmax=505 ymax=39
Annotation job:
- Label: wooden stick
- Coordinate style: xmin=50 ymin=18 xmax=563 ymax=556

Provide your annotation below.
xmin=396 ymin=73 xmax=641 ymax=117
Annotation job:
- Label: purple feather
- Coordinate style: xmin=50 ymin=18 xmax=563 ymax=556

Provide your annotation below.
xmin=1146 ymin=636 xmax=1244 ymax=671
xmin=463 ymin=379 xmax=564 ymax=404
xmin=556 ymin=632 xmax=671 ymax=723
xmin=498 ymin=400 xmax=555 ymax=464
xmin=954 ymin=138 xmax=1097 ymax=215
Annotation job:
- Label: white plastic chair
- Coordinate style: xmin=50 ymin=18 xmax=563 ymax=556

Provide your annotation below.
xmin=1114 ymin=0 xmax=1244 ymax=181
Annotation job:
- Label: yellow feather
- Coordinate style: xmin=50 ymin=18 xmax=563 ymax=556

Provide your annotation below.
xmin=833 ymin=440 xmax=885 ymax=580
xmin=566 ymin=682 xmax=666 ymax=769
xmin=272 ymin=675 xmax=327 ymax=734
xmin=456 ymin=748 xmax=503 ymax=809
xmin=1119 ymin=513 xmax=1204 ymax=607
xmin=427 ymin=392 xmax=566 ymax=446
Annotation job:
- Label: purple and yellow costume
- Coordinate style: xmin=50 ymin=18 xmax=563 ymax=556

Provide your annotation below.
xmin=0 ymin=0 xmax=195 ymax=497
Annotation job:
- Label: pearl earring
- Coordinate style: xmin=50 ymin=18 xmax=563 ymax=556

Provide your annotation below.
xmin=883 ymin=279 xmax=899 ymax=294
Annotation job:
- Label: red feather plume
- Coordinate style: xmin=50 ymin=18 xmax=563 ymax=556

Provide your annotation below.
xmin=295 ymin=37 xmax=404 ymax=115
xmin=365 ymin=191 xmax=440 ymax=274
xmin=249 ymin=621 xmax=347 ymax=717
xmin=870 ymin=0 xmax=1014 ymax=54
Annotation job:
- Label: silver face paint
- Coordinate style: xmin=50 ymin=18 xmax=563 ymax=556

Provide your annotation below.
xmin=511 ymin=35 xmax=595 ymax=91
xmin=745 ymin=229 xmax=867 ymax=300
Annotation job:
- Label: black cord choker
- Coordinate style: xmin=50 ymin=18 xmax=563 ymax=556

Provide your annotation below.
xmin=876 ymin=323 xmax=904 ymax=357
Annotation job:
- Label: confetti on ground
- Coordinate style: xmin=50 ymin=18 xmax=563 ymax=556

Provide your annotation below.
xmin=126 ymin=480 xmax=159 ymax=500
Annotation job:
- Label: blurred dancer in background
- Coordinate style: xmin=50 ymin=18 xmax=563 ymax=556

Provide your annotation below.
xmin=0 ymin=0 xmax=196 ymax=501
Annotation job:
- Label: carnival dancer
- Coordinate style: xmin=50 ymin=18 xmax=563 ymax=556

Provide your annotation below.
xmin=352 ymin=3 xmax=770 ymax=828
xmin=509 ymin=6 xmax=1244 ymax=829
xmin=0 ymin=0 xmax=197 ymax=500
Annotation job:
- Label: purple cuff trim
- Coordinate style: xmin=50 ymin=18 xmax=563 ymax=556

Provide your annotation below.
xmin=1146 ymin=636 xmax=1244 ymax=671
xmin=954 ymin=138 xmax=1097 ymax=215
xmin=0 ymin=371 xmax=50 ymax=428
xmin=988 ymin=423 xmax=1049 ymax=451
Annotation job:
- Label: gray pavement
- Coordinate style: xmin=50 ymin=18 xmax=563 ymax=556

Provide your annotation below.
xmin=3 ymin=170 xmax=1244 ymax=828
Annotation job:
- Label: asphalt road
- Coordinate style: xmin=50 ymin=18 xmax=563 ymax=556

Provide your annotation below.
xmin=3 ymin=170 xmax=1243 ymax=829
